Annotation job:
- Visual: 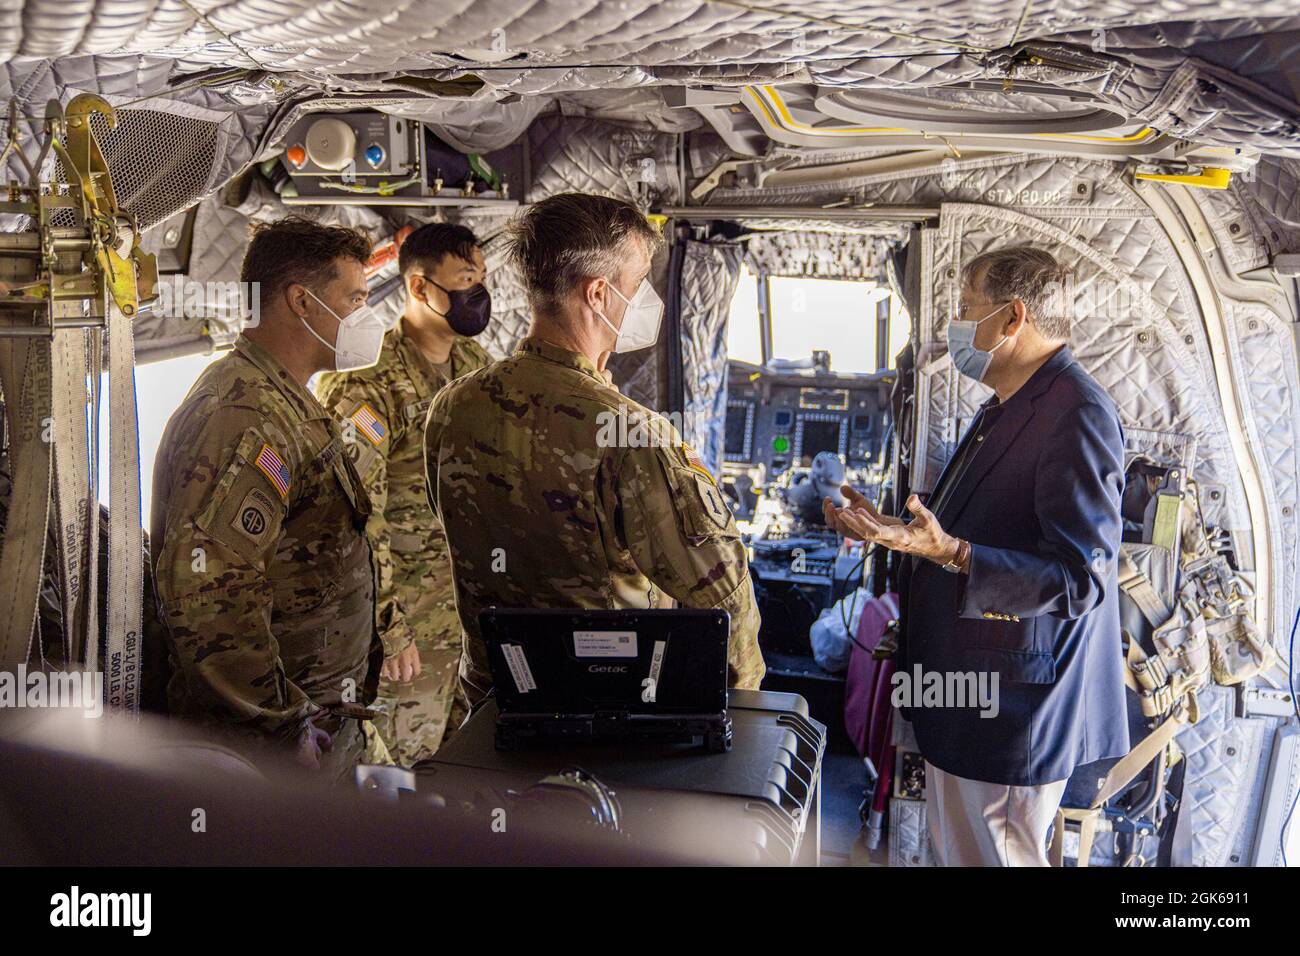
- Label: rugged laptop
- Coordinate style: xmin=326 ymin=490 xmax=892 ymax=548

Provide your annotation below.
xmin=480 ymin=608 xmax=733 ymax=753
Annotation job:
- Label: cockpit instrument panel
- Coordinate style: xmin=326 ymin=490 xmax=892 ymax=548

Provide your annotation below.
xmin=723 ymin=362 xmax=893 ymax=474
xmin=798 ymin=387 xmax=849 ymax=410
xmin=724 ymin=400 xmax=755 ymax=461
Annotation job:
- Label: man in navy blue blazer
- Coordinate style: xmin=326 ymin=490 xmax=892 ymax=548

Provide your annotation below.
xmin=825 ymin=245 xmax=1129 ymax=866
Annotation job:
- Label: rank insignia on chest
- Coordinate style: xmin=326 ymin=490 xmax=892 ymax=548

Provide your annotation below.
xmin=404 ymin=398 xmax=432 ymax=422
xmin=349 ymin=402 xmax=388 ymax=446
xmin=316 ymin=440 xmax=340 ymax=469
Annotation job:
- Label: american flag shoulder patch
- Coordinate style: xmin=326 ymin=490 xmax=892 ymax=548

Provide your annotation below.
xmin=682 ymin=443 xmax=714 ymax=484
xmin=349 ymin=402 xmax=388 ymax=446
xmin=254 ymin=443 xmax=292 ymax=500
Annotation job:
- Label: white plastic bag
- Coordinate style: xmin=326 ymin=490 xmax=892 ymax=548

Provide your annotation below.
xmin=810 ymin=587 xmax=871 ymax=673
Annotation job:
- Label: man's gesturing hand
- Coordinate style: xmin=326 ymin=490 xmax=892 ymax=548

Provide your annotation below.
xmin=823 ymin=486 xmax=961 ymax=567
xmin=823 ymin=485 xmax=903 ymax=533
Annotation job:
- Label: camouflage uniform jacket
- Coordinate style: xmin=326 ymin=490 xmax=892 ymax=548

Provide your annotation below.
xmin=423 ymin=336 xmax=765 ymax=703
xmin=150 ymin=335 xmax=382 ymax=776
xmin=316 ymin=322 xmax=492 ymax=657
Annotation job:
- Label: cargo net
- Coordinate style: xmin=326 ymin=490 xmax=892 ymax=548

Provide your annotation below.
xmin=53 ymin=107 xmax=221 ymax=231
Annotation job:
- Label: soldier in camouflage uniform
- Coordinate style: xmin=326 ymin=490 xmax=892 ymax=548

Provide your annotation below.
xmin=424 ymin=193 xmax=764 ymax=705
xmin=151 ymin=218 xmax=388 ymax=782
xmin=317 ymin=223 xmax=492 ymax=766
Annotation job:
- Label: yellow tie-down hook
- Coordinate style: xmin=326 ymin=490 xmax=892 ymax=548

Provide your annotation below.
xmin=53 ymin=93 xmax=158 ymax=316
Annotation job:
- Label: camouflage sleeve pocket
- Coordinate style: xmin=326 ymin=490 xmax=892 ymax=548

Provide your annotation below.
xmin=194 ymin=427 xmax=289 ymax=569
xmin=661 ymin=449 xmax=739 ymax=542
xmin=331 ymin=444 xmax=373 ymax=520
xmin=345 ymin=432 xmax=384 ymax=484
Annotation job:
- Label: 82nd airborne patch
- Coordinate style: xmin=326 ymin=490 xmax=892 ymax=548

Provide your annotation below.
xmin=230 ymin=486 xmax=278 ymax=548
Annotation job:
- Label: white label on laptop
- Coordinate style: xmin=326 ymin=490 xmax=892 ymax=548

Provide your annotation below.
xmin=572 ymin=630 xmax=638 ymax=658
xmin=647 ymin=639 xmax=667 ymax=685
xmin=642 ymin=640 xmax=668 ymax=703
xmin=501 ymin=643 xmax=537 ymax=693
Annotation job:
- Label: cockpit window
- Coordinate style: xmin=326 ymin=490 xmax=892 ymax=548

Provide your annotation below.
xmin=726 ymin=264 xmax=763 ymax=366
xmin=769 ymin=276 xmax=887 ymax=374
xmin=726 ymin=264 xmax=904 ymax=373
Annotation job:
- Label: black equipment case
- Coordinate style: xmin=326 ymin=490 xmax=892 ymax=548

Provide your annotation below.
xmin=417 ymin=688 xmax=828 ymax=865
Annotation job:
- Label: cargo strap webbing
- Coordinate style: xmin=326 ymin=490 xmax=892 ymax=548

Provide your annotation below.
xmin=84 ymin=334 xmax=102 ymax=673
xmin=1095 ymin=698 xmax=1192 ymax=810
xmin=1123 ymin=630 xmax=1185 ymax=719
xmin=51 ymin=329 xmax=94 ymax=664
xmin=1118 ymin=553 xmax=1169 ymax=628
xmin=1049 ymin=692 xmax=1195 ymax=867
xmin=0 ymin=334 xmax=53 ymax=664
xmin=104 ymin=296 xmax=142 ymax=714
xmin=1123 ymin=633 xmax=1165 ymax=692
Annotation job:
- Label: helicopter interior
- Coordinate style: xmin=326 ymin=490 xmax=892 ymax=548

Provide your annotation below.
xmin=0 ymin=1 xmax=1299 ymax=870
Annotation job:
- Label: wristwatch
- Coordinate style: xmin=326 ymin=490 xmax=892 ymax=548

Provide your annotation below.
xmin=940 ymin=538 xmax=970 ymax=574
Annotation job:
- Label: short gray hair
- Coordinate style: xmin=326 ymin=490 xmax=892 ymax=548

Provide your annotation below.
xmin=961 ymin=245 xmax=1074 ymax=341
xmin=506 ymin=192 xmax=663 ymax=318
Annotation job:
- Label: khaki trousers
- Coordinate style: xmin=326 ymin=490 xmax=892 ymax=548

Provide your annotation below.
xmin=924 ymin=760 xmax=1067 ymax=866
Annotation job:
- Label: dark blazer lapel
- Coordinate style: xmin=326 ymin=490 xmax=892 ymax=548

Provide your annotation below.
xmin=933 ymin=399 xmax=1037 ymax=527
xmin=927 ymin=402 xmax=992 ymax=503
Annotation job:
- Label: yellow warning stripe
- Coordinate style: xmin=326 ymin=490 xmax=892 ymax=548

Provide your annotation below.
xmin=748 ymin=85 xmax=1159 ymax=145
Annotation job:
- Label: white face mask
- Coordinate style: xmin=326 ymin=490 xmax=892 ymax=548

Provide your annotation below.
xmin=300 ymin=287 xmax=386 ymax=372
xmin=597 ymin=276 xmax=664 ymax=353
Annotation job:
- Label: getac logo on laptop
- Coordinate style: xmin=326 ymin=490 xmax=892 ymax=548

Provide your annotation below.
xmin=588 ymin=664 xmax=630 ymax=674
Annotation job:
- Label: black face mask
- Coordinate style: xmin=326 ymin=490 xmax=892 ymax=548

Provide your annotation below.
xmin=426 ymin=278 xmax=492 ymax=337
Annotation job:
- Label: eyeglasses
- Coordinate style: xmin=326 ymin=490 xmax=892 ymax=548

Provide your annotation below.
xmin=956 ymin=299 xmax=1011 ymax=322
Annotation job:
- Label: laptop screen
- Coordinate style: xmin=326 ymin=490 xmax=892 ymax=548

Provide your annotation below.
xmin=480 ymin=608 xmax=730 ymax=716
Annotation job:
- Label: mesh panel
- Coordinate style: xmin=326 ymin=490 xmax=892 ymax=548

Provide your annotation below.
xmin=54 ymin=108 xmax=222 ymax=230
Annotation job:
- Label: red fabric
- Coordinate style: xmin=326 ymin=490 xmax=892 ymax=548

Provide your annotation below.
xmin=843 ymin=593 xmax=899 ymax=761
xmin=844 ymin=593 xmax=900 ymax=819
